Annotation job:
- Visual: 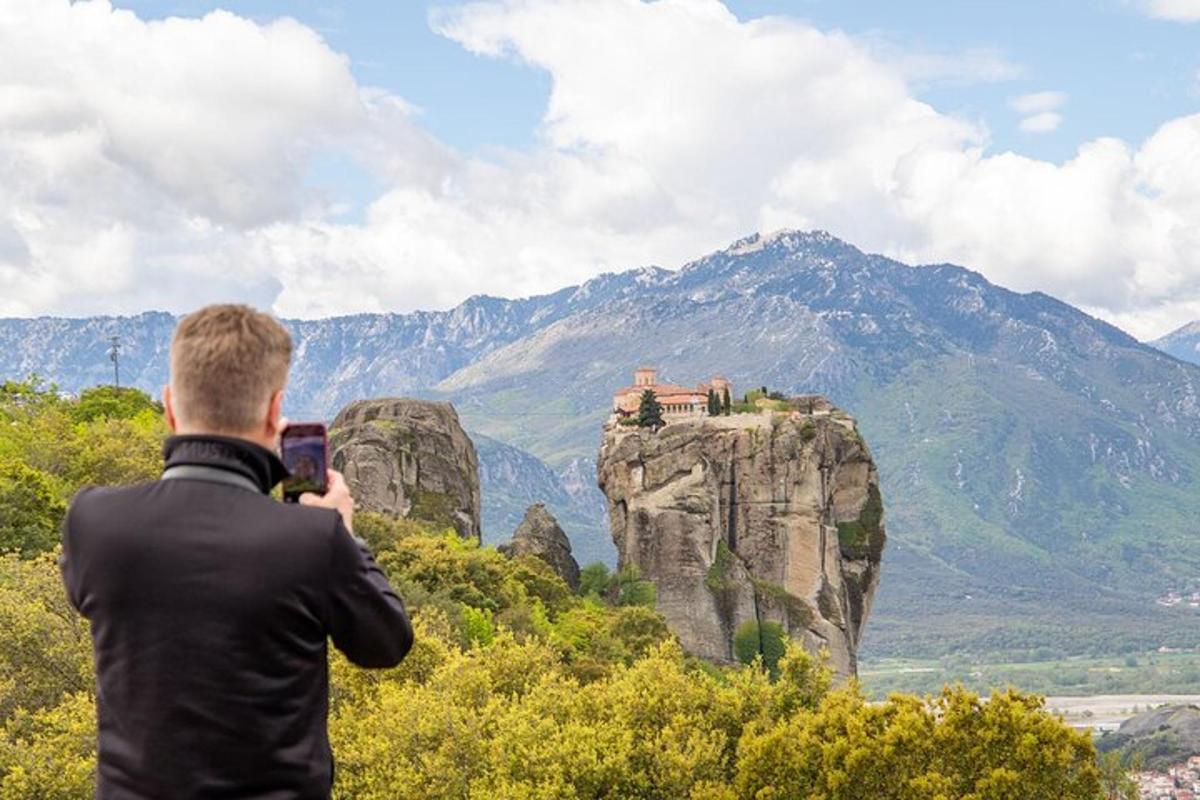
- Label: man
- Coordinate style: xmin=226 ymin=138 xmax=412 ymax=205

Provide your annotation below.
xmin=60 ymin=305 xmax=413 ymax=799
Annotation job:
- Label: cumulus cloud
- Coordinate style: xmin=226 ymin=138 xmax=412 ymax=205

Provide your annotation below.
xmin=1010 ymin=91 xmax=1065 ymax=133
xmin=0 ymin=0 xmax=440 ymax=315
xmin=2 ymin=0 xmax=1200 ymax=340
xmin=1139 ymin=0 xmax=1200 ymax=22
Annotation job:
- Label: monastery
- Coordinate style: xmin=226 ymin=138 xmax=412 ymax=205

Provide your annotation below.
xmin=611 ymin=367 xmax=732 ymax=418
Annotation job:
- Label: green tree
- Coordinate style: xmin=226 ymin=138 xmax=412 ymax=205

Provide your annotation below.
xmin=1098 ymin=750 xmax=1137 ymax=799
xmin=613 ymin=565 xmax=657 ymax=608
xmin=637 ymin=389 xmax=664 ymax=429
xmin=578 ymin=562 xmax=612 ymax=597
xmin=707 ymin=388 xmax=718 ymax=416
xmin=70 ymin=386 xmax=161 ymax=423
xmin=0 ymin=464 xmax=65 ymax=557
xmin=722 ymin=386 xmax=731 ymax=415
xmin=733 ymin=619 xmax=787 ymax=677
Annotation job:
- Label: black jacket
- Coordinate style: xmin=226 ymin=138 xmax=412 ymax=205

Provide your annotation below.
xmin=60 ymin=434 xmax=413 ymax=799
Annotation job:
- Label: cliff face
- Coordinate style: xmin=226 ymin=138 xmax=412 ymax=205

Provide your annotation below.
xmin=597 ymin=405 xmax=884 ymax=676
xmin=330 ymin=398 xmax=482 ymax=542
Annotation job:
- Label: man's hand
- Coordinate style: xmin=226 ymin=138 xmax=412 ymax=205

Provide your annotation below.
xmin=300 ymin=469 xmax=354 ymax=533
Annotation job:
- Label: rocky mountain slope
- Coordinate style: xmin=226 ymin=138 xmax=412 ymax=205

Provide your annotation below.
xmin=473 ymin=435 xmax=611 ymax=564
xmin=598 ymin=406 xmax=883 ymax=676
xmin=6 ymin=230 xmax=1200 ymax=656
xmin=1152 ymin=322 xmax=1200 ymax=365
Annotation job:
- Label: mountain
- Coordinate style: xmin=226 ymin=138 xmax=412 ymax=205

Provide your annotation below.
xmin=1152 ymin=321 xmax=1200 ymax=365
xmin=473 ymin=434 xmax=611 ymax=565
xmin=5 ymin=229 xmax=1200 ymax=658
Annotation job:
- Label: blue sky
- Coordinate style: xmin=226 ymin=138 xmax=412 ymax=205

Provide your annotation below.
xmin=113 ymin=0 xmax=1198 ymax=163
xmin=4 ymin=0 xmax=1200 ymax=337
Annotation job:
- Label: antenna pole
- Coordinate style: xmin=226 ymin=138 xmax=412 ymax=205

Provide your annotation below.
xmin=108 ymin=335 xmax=121 ymax=388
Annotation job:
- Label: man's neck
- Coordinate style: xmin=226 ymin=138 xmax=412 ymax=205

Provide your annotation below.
xmin=175 ymin=428 xmax=275 ymax=454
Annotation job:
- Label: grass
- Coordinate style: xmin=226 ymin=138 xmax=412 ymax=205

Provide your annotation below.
xmin=859 ymin=650 xmax=1200 ymax=700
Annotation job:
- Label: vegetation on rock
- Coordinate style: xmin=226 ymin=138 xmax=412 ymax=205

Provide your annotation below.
xmin=636 ymin=388 xmax=664 ymax=429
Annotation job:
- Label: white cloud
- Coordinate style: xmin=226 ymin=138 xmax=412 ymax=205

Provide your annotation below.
xmin=1010 ymin=91 xmax=1065 ymax=134
xmin=1010 ymin=90 xmax=1067 ymax=115
xmin=2 ymin=0 xmax=1200 ymax=341
xmin=1140 ymin=0 xmax=1200 ymax=22
xmin=1018 ymin=112 xmax=1063 ymax=133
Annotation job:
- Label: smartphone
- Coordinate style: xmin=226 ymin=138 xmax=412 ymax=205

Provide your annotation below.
xmin=280 ymin=423 xmax=328 ymax=503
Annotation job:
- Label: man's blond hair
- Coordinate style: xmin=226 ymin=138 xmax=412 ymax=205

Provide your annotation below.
xmin=170 ymin=304 xmax=293 ymax=433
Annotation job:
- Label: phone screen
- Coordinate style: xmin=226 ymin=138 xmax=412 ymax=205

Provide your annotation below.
xmin=281 ymin=426 xmax=328 ymax=501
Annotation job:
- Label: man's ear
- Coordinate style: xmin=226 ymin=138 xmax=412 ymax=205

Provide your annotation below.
xmin=266 ymin=389 xmax=285 ymax=442
xmin=163 ymin=384 xmax=179 ymax=433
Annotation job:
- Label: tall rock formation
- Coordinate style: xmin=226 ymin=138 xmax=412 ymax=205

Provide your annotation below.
xmin=330 ymin=398 xmax=482 ymax=541
xmin=597 ymin=403 xmax=884 ymax=676
xmin=501 ymin=503 xmax=582 ymax=591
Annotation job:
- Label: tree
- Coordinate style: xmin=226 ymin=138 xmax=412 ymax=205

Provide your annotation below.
xmin=1098 ymin=751 xmax=1137 ymax=800
xmin=0 ymin=464 xmax=65 ymax=557
xmin=722 ymin=387 xmax=731 ymax=415
xmin=578 ymin=562 xmax=612 ymax=597
xmin=70 ymin=386 xmax=161 ymax=424
xmin=637 ymin=389 xmax=664 ymax=429
xmin=706 ymin=389 xmax=718 ymax=416
xmin=733 ymin=620 xmax=787 ymax=677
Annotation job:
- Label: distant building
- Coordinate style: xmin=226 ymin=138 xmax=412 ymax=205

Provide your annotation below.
xmin=612 ymin=367 xmax=732 ymax=418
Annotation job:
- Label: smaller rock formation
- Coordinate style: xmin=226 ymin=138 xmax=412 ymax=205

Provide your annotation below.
xmin=330 ymin=398 xmax=481 ymax=541
xmin=501 ymin=503 xmax=581 ymax=591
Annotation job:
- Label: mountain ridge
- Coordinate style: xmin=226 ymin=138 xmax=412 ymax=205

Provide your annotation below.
xmin=1152 ymin=321 xmax=1200 ymax=365
xmin=5 ymin=230 xmax=1200 ymax=658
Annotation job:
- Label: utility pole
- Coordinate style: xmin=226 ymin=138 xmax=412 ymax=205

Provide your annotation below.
xmin=107 ymin=335 xmax=121 ymax=388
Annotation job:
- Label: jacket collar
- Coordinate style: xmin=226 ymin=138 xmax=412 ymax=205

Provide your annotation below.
xmin=162 ymin=434 xmax=288 ymax=494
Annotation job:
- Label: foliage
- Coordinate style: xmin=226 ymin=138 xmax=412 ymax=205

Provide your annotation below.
xmin=0 ymin=692 xmax=95 ymax=800
xmin=732 ymin=620 xmax=787 ymax=677
xmin=0 ymin=378 xmax=166 ymax=558
xmin=611 ymin=564 xmax=657 ymax=608
xmin=70 ymin=386 xmax=162 ymax=424
xmin=0 ymin=463 xmax=66 ymax=557
xmin=733 ymin=685 xmax=1101 ymax=800
xmin=1097 ymin=751 xmax=1138 ymax=800
xmin=637 ymin=389 xmax=664 ymax=429
xmin=578 ymin=561 xmax=612 ymax=598
xmin=0 ymin=553 xmax=93 ymax=721
xmin=837 ymin=483 xmax=885 ymax=561
xmin=575 ymin=560 xmax=657 ymax=608
xmin=0 ymin=379 xmax=1114 ymax=798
